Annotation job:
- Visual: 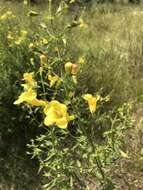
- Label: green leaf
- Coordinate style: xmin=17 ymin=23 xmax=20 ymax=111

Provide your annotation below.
xmin=119 ymin=150 xmax=129 ymax=158
xmin=28 ymin=10 xmax=39 ymax=17
xmin=70 ymin=175 xmax=73 ymax=187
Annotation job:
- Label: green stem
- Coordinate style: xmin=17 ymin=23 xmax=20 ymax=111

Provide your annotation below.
xmin=88 ymin=119 xmax=106 ymax=187
xmin=39 ymin=67 xmax=46 ymax=98
xmin=89 ymin=135 xmax=105 ymax=182
xmin=48 ymin=0 xmax=61 ymax=60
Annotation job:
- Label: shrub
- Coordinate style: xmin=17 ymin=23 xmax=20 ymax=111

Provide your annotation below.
xmin=9 ymin=1 xmax=136 ymax=189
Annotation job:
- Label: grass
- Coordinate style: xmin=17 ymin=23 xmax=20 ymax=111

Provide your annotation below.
xmin=0 ymin=1 xmax=143 ymax=189
xmin=72 ymin=4 xmax=143 ymax=104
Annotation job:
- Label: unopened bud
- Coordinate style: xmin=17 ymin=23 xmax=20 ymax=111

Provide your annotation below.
xmin=71 ymin=64 xmax=78 ymax=75
xmin=40 ymin=54 xmax=47 ymax=65
xmin=65 ymin=62 xmax=72 ymax=73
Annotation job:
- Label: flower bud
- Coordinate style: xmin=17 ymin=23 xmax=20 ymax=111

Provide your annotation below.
xmin=29 ymin=43 xmax=34 ymax=49
xmin=71 ymin=64 xmax=78 ymax=75
xmin=40 ymin=54 xmax=47 ymax=65
xmin=65 ymin=62 xmax=72 ymax=73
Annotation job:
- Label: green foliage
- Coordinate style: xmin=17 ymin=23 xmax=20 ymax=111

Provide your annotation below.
xmin=28 ymin=102 xmax=134 ymax=190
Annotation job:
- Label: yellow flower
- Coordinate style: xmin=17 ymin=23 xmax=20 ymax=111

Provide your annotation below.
xmin=41 ymin=38 xmax=48 ymax=45
xmin=23 ymin=72 xmax=37 ymax=89
xmin=14 ymin=88 xmax=36 ymax=105
xmin=7 ymin=31 xmax=14 ymax=40
xmin=29 ymin=98 xmax=47 ymax=106
xmin=14 ymin=72 xmax=47 ymax=107
xmin=21 ymin=30 xmax=28 ymax=37
xmin=15 ymin=30 xmax=27 ymax=45
xmin=78 ymin=56 xmax=85 ymax=65
xmin=82 ymin=94 xmax=99 ymax=114
xmin=23 ymin=72 xmax=33 ymax=81
xmin=48 ymin=74 xmax=61 ymax=87
xmin=44 ymin=100 xmax=74 ymax=129
xmin=68 ymin=91 xmax=75 ymax=98
xmin=29 ymin=43 xmax=35 ymax=49
xmin=15 ymin=38 xmax=23 ymax=45
xmin=79 ymin=18 xmax=88 ymax=28
xmin=0 ymin=11 xmax=15 ymax=21
xmin=14 ymin=88 xmax=46 ymax=106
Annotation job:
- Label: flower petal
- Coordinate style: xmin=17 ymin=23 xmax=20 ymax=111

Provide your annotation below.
xmin=44 ymin=110 xmax=56 ymax=126
xmin=56 ymin=117 xmax=68 ymax=129
xmin=14 ymin=89 xmax=37 ymax=105
xmin=82 ymin=94 xmax=92 ymax=101
xmin=29 ymin=98 xmax=47 ymax=106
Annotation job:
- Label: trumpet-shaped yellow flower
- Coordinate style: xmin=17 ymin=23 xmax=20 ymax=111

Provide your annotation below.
xmin=44 ymin=100 xmax=74 ymax=129
xmin=48 ymin=74 xmax=61 ymax=87
xmin=14 ymin=88 xmax=46 ymax=106
xmin=14 ymin=88 xmax=36 ymax=105
xmin=83 ymin=94 xmax=99 ymax=114
xmin=14 ymin=72 xmax=48 ymax=107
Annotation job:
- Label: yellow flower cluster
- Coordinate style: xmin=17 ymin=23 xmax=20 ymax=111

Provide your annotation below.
xmin=7 ymin=30 xmax=28 ymax=46
xmin=14 ymin=72 xmax=46 ymax=106
xmin=28 ymin=38 xmax=48 ymax=52
xmin=15 ymin=30 xmax=28 ymax=45
xmin=14 ymin=72 xmax=74 ymax=129
xmin=0 ymin=11 xmax=15 ymax=21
